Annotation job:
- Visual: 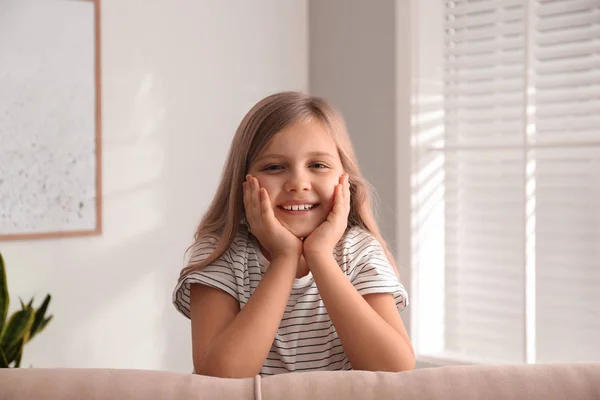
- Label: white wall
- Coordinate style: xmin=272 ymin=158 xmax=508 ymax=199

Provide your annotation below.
xmin=2 ymin=0 xmax=307 ymax=372
xmin=309 ymin=0 xmax=398 ymax=252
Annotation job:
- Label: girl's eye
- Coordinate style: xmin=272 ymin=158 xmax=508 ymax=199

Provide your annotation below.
xmin=264 ymin=165 xmax=282 ymax=171
xmin=310 ymin=163 xmax=327 ymax=169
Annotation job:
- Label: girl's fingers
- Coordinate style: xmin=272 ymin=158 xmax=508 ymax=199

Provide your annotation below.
xmin=345 ymin=174 xmax=351 ymax=203
xmin=246 ymin=175 xmax=257 ymax=212
xmin=260 ymin=188 xmax=281 ymax=234
xmin=244 ymin=175 xmax=250 ymax=198
xmin=260 ymin=188 xmax=273 ymax=217
xmin=246 ymin=176 xmax=252 ymax=206
xmin=245 ymin=175 xmax=268 ymax=229
xmin=251 ymin=177 xmax=261 ymax=213
xmin=337 ymin=174 xmax=346 ymax=203
xmin=242 ymin=181 xmax=252 ymax=230
xmin=243 ymin=180 xmax=254 ymax=228
xmin=338 ymin=173 xmax=348 ymax=205
xmin=333 ymin=174 xmax=350 ymax=216
xmin=332 ymin=183 xmax=343 ymax=214
xmin=245 ymin=176 xmax=256 ymax=220
xmin=244 ymin=182 xmax=252 ymax=215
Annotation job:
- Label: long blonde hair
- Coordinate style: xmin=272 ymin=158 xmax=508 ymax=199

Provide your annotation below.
xmin=180 ymin=91 xmax=398 ymax=278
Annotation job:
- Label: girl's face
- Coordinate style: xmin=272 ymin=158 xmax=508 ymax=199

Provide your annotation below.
xmin=247 ymin=120 xmax=345 ymax=238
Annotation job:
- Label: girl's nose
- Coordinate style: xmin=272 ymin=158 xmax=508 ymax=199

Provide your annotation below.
xmin=284 ymin=172 xmax=311 ymax=192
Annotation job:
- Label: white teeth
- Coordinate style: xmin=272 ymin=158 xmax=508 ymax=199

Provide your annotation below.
xmin=282 ymin=204 xmax=314 ymax=211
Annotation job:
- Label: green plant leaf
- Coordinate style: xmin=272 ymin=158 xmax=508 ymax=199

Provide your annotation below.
xmin=18 ymin=297 xmax=34 ymax=311
xmin=14 ymin=343 xmax=23 ymax=368
xmin=38 ymin=316 xmax=53 ymax=334
xmin=0 ymin=252 xmax=53 ymax=368
xmin=0 ymin=347 xmax=8 ymax=368
xmin=4 ymin=338 xmax=23 ymax=366
xmin=30 ymin=295 xmax=52 ymax=341
xmin=0 ymin=309 xmax=34 ymax=350
xmin=0 ymin=252 xmax=9 ymax=340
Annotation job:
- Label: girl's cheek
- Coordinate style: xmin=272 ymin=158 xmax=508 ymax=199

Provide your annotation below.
xmin=258 ymin=180 xmax=277 ymax=201
xmin=255 ymin=176 xmax=270 ymax=191
xmin=323 ymin=187 xmax=337 ymax=207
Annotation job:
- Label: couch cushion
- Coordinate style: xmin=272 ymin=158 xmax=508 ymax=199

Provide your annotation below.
xmin=260 ymin=363 xmax=600 ymax=400
xmin=0 ymin=368 xmax=256 ymax=400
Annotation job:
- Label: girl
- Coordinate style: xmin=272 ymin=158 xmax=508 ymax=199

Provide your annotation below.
xmin=173 ymin=92 xmax=415 ymax=378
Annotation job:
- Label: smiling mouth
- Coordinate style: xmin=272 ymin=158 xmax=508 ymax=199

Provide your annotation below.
xmin=277 ymin=204 xmax=319 ymax=213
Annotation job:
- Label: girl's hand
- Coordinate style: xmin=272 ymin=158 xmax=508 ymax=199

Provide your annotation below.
xmin=243 ymin=175 xmax=303 ymax=260
xmin=303 ymin=174 xmax=350 ymax=260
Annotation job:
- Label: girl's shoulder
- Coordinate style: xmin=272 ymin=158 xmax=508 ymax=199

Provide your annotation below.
xmin=188 ymin=225 xmax=255 ymax=261
xmin=338 ymin=225 xmax=378 ymax=247
xmin=334 ymin=225 xmax=383 ymax=265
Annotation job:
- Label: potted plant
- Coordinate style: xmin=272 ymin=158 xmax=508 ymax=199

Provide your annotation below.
xmin=0 ymin=251 xmax=53 ymax=368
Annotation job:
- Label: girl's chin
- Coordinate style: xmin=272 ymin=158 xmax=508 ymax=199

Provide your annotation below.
xmin=275 ymin=213 xmax=325 ymax=239
xmin=288 ymin=226 xmax=316 ymax=240
xmin=283 ymin=221 xmax=323 ymax=239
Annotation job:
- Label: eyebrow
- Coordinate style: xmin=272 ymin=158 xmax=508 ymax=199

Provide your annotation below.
xmin=255 ymin=151 xmax=337 ymax=163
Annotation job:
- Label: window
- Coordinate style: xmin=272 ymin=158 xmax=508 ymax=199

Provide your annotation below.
xmin=411 ymin=0 xmax=600 ymax=364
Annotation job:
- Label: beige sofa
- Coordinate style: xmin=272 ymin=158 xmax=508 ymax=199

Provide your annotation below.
xmin=1 ymin=363 xmax=599 ymax=400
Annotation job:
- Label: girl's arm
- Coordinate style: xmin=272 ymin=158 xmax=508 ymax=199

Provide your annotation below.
xmin=305 ymin=252 xmax=415 ymax=372
xmin=192 ymin=175 xmax=303 ymax=378
xmin=191 ymin=253 xmax=299 ymax=378
xmin=303 ymin=174 xmax=415 ymax=372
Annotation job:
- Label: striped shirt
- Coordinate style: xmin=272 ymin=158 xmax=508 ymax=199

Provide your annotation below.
xmin=172 ymin=224 xmax=409 ymax=376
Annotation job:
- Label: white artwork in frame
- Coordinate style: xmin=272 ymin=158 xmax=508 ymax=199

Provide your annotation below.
xmin=0 ymin=0 xmax=102 ymax=241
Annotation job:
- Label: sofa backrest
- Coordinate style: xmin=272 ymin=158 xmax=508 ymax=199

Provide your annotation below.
xmin=0 ymin=368 xmax=256 ymax=400
xmin=261 ymin=363 xmax=600 ymax=400
xmin=1 ymin=363 xmax=599 ymax=400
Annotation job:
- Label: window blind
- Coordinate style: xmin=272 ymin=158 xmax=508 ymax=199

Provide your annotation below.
xmin=412 ymin=0 xmax=600 ymax=364
xmin=532 ymin=0 xmax=600 ymax=363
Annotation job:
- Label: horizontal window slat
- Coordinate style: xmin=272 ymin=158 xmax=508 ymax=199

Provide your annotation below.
xmin=536 ymin=10 xmax=600 ymax=32
xmin=536 ymin=115 xmax=600 ymax=132
xmin=446 ymin=109 xmax=524 ymax=122
xmin=447 ymin=24 xmax=524 ymax=43
xmin=535 ymin=99 xmax=600 ymax=117
xmin=536 ymin=0 xmax=600 ymax=18
xmin=532 ymin=132 xmax=600 ymax=144
xmin=445 ymin=79 xmax=524 ymax=95
xmin=536 ymin=25 xmax=600 ymax=46
xmin=535 ymin=41 xmax=600 ymax=60
xmin=446 ymin=37 xmax=525 ymax=56
xmin=534 ymin=85 xmax=600 ymax=103
xmin=446 ymin=65 xmax=524 ymax=82
xmin=448 ymin=0 xmax=524 ymax=17
xmin=445 ymin=92 xmax=524 ymax=107
xmin=446 ymin=51 xmax=524 ymax=69
xmin=534 ymin=56 xmax=600 ymax=75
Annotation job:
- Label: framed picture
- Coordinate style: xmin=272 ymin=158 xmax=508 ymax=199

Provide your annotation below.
xmin=0 ymin=0 xmax=102 ymax=241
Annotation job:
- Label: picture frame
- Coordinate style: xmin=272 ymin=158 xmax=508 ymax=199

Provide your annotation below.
xmin=0 ymin=0 xmax=102 ymax=241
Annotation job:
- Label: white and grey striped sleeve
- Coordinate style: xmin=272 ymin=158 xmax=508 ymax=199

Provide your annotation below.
xmin=348 ymin=231 xmax=409 ymax=312
xmin=172 ymin=236 xmax=238 ymax=319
